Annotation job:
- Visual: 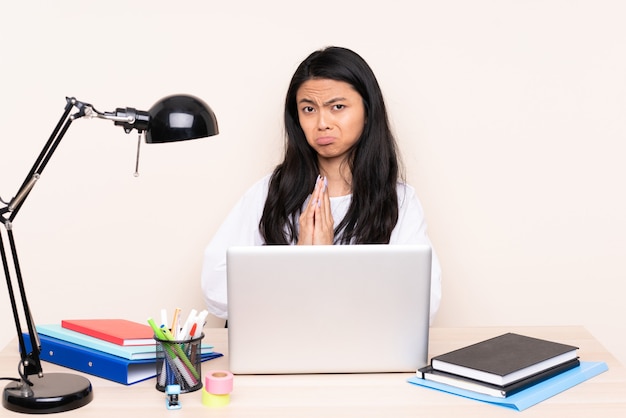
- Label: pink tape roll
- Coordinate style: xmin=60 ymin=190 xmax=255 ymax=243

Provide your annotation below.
xmin=205 ymin=370 xmax=234 ymax=395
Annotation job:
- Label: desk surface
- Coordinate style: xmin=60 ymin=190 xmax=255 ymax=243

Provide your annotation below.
xmin=2 ymin=326 xmax=625 ymax=417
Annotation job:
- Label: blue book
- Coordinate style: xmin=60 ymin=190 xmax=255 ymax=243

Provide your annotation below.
xmin=408 ymin=361 xmax=608 ymax=411
xmin=22 ymin=333 xmax=223 ymax=385
xmin=36 ymin=324 xmax=214 ymax=360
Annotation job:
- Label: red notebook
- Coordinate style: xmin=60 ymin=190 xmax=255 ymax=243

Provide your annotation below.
xmin=61 ymin=319 xmax=156 ymax=346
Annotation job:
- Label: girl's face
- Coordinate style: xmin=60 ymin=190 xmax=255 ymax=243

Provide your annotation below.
xmin=296 ymin=78 xmax=365 ymax=165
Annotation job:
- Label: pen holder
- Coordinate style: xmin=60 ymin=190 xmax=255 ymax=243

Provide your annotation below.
xmin=154 ymin=333 xmax=204 ymax=393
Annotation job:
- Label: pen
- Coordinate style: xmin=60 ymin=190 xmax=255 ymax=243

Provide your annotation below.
xmin=148 ymin=319 xmax=178 ymax=360
xmin=147 ymin=317 xmax=167 ymax=340
xmin=179 ymin=309 xmax=198 ymax=340
xmin=171 ymin=308 xmax=181 ymax=338
xmin=187 ymin=323 xmax=199 ymax=365
xmin=193 ymin=310 xmax=209 ymax=338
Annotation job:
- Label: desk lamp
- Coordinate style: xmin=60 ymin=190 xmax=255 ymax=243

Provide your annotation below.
xmin=1 ymin=95 xmax=218 ymax=413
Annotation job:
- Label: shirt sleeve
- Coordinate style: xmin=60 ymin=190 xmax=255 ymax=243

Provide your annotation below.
xmin=200 ymin=176 xmax=270 ymax=319
xmin=391 ymin=184 xmax=442 ymax=324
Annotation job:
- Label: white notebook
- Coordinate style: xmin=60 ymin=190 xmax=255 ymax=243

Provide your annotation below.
xmin=226 ymin=244 xmax=432 ymax=374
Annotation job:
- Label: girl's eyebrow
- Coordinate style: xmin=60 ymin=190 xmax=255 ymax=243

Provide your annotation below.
xmin=324 ymin=97 xmax=347 ymax=106
xmin=297 ymin=97 xmax=347 ymax=106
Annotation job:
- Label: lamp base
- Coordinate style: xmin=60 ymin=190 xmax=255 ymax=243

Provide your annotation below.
xmin=3 ymin=373 xmax=93 ymax=414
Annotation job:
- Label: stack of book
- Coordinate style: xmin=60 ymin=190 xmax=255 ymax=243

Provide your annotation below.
xmin=417 ymin=333 xmax=580 ymax=398
xmin=410 ymin=332 xmax=609 ymax=411
xmin=23 ymin=319 xmax=222 ymax=385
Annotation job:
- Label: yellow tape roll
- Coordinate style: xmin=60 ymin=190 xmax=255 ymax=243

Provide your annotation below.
xmin=202 ymin=388 xmax=230 ymax=407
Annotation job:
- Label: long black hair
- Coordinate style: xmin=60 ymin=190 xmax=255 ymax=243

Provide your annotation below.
xmin=260 ymin=46 xmax=401 ymax=244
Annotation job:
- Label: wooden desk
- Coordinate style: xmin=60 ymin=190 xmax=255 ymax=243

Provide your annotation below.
xmin=2 ymin=326 xmax=625 ymax=417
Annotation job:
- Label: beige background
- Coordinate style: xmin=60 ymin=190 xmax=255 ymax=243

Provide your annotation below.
xmin=1 ymin=1 xmax=624 ymax=365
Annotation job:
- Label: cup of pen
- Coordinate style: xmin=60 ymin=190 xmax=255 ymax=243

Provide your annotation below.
xmin=154 ymin=332 xmax=204 ymax=393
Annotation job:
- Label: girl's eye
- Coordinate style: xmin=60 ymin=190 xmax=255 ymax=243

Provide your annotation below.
xmin=302 ymin=106 xmax=315 ymax=113
xmin=334 ymin=104 xmax=345 ymax=110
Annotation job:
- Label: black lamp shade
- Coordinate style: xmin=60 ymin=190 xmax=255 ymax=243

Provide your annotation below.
xmin=146 ymin=94 xmax=219 ymax=143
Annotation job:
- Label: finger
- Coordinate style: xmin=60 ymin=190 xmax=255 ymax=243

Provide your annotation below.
xmin=318 ymin=176 xmax=328 ymax=208
xmin=313 ymin=181 xmax=334 ymax=244
xmin=310 ymin=175 xmax=322 ymax=208
xmin=298 ymin=209 xmax=314 ymax=245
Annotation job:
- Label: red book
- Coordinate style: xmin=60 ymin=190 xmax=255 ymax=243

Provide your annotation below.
xmin=61 ymin=319 xmax=156 ymax=346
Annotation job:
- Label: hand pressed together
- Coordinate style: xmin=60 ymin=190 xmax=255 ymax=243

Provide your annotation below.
xmin=298 ymin=175 xmax=334 ymax=245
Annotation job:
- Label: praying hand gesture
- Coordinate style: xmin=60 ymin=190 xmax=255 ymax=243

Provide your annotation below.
xmin=298 ymin=175 xmax=334 ymax=245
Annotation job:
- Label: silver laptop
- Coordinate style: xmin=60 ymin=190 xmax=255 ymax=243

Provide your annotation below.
xmin=226 ymin=244 xmax=432 ymax=374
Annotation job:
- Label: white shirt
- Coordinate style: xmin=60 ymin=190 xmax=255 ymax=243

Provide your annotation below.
xmin=201 ymin=174 xmax=442 ymax=322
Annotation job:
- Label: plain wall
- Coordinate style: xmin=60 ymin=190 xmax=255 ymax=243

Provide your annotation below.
xmin=1 ymin=1 xmax=625 ymax=364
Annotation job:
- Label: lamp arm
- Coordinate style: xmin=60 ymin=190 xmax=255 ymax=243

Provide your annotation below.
xmin=0 ymin=97 xmax=86 ymax=382
xmin=1 ymin=226 xmax=39 ymax=379
xmin=1 ymin=225 xmax=43 ymax=381
xmin=2 ymin=98 xmax=73 ymax=221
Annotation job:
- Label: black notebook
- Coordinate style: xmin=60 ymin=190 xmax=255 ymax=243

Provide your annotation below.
xmin=430 ymin=333 xmax=579 ymax=386
xmin=419 ymin=358 xmax=580 ymax=398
